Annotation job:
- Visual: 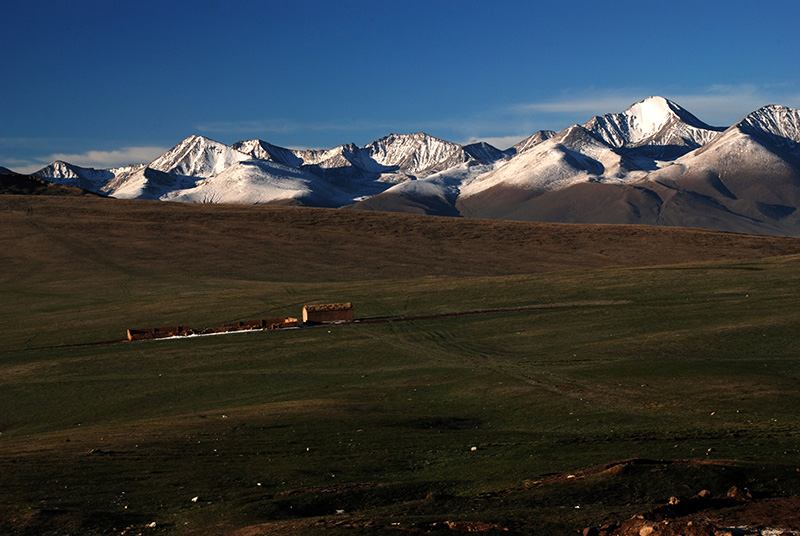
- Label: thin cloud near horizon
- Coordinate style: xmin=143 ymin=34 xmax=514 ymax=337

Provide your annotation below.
xmin=10 ymin=85 xmax=800 ymax=172
xmin=512 ymin=85 xmax=800 ymax=127
xmin=9 ymin=146 xmax=169 ymax=175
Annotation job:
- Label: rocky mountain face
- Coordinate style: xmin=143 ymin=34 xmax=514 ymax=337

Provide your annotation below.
xmin=582 ymin=96 xmax=723 ymax=157
xmin=24 ymin=96 xmax=800 ymax=236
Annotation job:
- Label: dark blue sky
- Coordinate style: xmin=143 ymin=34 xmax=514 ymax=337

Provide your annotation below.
xmin=4 ymin=0 xmax=800 ymax=172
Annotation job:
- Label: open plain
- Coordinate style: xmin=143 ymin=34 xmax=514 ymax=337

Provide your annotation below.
xmin=2 ymin=194 xmax=800 ymax=535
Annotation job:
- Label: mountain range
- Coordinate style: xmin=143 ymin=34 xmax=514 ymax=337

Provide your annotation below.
xmin=17 ymin=96 xmax=800 ymax=236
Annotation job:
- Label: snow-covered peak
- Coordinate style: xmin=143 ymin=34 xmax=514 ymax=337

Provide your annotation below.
xmin=149 ymin=135 xmax=251 ymax=178
xmin=295 ymin=143 xmax=360 ymax=168
xmin=35 ymin=160 xmax=83 ymax=180
xmin=735 ymin=104 xmax=800 ymax=149
xmin=584 ymin=96 xmax=721 ymax=151
xmin=33 ymin=160 xmax=114 ymax=189
xmin=362 ymin=132 xmax=468 ymax=173
xmin=625 ymin=96 xmax=680 ymax=134
xmin=232 ymin=139 xmax=304 ymax=167
xmin=509 ymin=130 xmax=556 ymax=156
xmin=556 ymin=124 xmax=613 ymax=151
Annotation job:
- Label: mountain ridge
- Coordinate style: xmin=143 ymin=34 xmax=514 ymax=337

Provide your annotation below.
xmin=15 ymin=96 xmax=800 ymax=236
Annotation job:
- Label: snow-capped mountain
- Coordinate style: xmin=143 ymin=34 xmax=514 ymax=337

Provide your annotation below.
xmin=34 ymin=160 xmax=115 ymax=192
xmin=238 ymin=132 xmax=476 ymax=184
xmin=637 ymin=104 xmax=800 ymax=231
xmin=461 ymin=124 xmax=620 ymax=196
xmin=583 ymin=96 xmax=723 ymax=157
xmin=361 ymin=133 xmax=469 ymax=176
xmin=454 ymin=100 xmax=800 ymax=235
xmin=232 ymin=139 xmax=304 ymax=167
xmin=735 ymin=104 xmax=800 ymax=151
xmin=507 ymin=130 xmax=556 ymax=156
xmin=161 ymin=159 xmax=334 ymax=205
xmin=148 ymin=134 xmax=251 ymax=178
xmin=18 ymin=96 xmax=800 ymax=236
xmin=92 ymin=136 xmax=253 ymax=200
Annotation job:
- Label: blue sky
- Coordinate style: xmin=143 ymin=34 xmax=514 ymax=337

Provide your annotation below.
xmin=3 ymin=0 xmax=800 ymax=173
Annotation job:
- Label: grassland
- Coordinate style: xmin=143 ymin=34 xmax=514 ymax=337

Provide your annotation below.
xmin=1 ymin=195 xmax=800 ymax=535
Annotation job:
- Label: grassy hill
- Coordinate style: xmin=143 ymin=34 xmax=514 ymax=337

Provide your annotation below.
xmin=1 ymin=195 xmax=800 ymax=535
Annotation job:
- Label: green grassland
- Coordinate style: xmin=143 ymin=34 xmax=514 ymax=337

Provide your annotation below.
xmin=1 ymin=195 xmax=800 ymax=535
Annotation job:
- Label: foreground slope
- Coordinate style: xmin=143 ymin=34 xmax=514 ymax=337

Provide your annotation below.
xmin=3 ymin=195 xmax=800 ymax=295
xmin=1 ymin=195 xmax=800 ymax=535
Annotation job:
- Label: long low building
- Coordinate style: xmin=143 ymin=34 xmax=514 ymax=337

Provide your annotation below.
xmin=127 ymin=317 xmax=299 ymax=341
xmin=302 ymin=303 xmax=354 ymax=324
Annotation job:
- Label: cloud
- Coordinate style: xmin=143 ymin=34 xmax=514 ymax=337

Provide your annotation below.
xmin=47 ymin=146 xmax=169 ymax=167
xmin=515 ymin=94 xmax=644 ymax=115
xmin=6 ymin=146 xmax=169 ymax=174
xmin=666 ymin=85 xmax=800 ymax=125
xmin=511 ymin=85 xmax=800 ymax=127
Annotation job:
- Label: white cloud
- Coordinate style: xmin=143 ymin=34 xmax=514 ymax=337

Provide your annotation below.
xmin=47 ymin=146 xmax=169 ymax=167
xmin=515 ymin=94 xmax=644 ymax=115
xmin=6 ymin=146 xmax=169 ymax=174
xmin=5 ymin=163 xmax=47 ymax=174
xmin=511 ymin=85 xmax=800 ymax=127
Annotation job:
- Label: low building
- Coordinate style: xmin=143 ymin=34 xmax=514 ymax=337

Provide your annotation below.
xmin=219 ymin=317 xmax=300 ymax=332
xmin=302 ymin=303 xmax=354 ymax=324
xmin=127 ymin=325 xmax=194 ymax=341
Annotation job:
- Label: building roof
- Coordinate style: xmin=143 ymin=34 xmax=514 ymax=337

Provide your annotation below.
xmin=303 ymin=302 xmax=353 ymax=312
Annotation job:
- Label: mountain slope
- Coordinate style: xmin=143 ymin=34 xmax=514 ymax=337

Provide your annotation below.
xmin=148 ymin=135 xmax=251 ymax=178
xmin=20 ymin=97 xmax=800 ymax=236
xmin=459 ymin=103 xmax=800 ymax=236
xmin=583 ymin=96 xmax=724 ymax=158
xmin=231 ymin=139 xmax=304 ymax=167
xmin=507 ymin=130 xmax=557 ymax=156
xmin=160 ymin=159 xmax=341 ymax=205
xmin=361 ymin=132 xmax=470 ymax=176
xmin=456 ymin=124 xmax=636 ymax=217
xmin=34 ymin=161 xmax=115 ymax=192
xmin=350 ymin=161 xmax=495 ymax=216
xmin=644 ymin=105 xmax=800 ymax=231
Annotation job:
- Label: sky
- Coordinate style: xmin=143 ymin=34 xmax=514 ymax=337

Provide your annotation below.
xmin=3 ymin=0 xmax=800 ymax=173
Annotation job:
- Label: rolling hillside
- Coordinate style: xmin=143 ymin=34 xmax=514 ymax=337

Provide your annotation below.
xmin=2 ymin=194 xmax=800 ymax=535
